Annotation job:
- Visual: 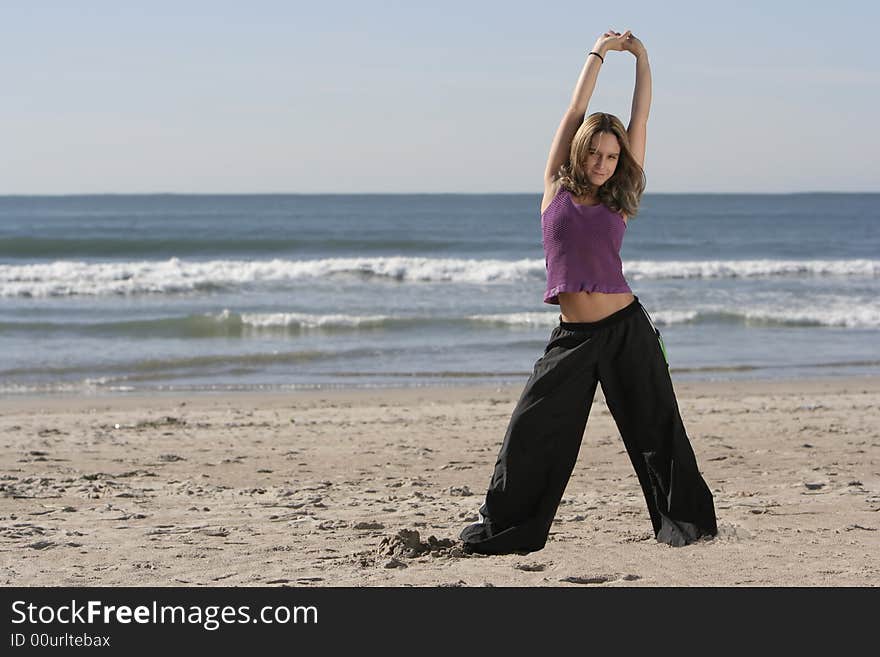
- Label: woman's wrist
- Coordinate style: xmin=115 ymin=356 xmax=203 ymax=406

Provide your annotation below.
xmin=591 ymin=41 xmax=610 ymax=57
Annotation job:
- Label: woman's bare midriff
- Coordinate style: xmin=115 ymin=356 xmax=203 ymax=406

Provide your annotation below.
xmin=558 ymin=291 xmax=635 ymax=323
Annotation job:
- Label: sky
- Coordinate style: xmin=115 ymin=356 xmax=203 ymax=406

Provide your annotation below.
xmin=2 ymin=1 xmax=878 ymax=194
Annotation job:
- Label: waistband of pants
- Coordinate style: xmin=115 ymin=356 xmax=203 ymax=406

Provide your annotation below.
xmin=558 ymin=296 xmax=642 ymax=332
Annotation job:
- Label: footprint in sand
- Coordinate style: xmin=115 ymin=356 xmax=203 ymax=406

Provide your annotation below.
xmin=560 ymin=573 xmax=641 ymax=584
xmin=515 ymin=562 xmax=548 ymax=572
xmin=715 ymin=522 xmax=752 ymax=541
xmin=377 ymin=529 xmax=459 ymax=560
xmin=560 ymin=574 xmax=614 ymax=585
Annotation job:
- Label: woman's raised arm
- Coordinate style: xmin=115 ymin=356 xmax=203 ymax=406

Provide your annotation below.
xmin=543 ymin=30 xmax=633 ymax=184
xmin=623 ymin=33 xmax=651 ymax=169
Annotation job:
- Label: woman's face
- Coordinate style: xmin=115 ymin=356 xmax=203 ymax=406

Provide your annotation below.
xmin=583 ymin=132 xmax=620 ymax=187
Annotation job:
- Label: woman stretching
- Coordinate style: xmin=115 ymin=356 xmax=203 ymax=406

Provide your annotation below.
xmin=460 ymin=29 xmax=718 ymax=554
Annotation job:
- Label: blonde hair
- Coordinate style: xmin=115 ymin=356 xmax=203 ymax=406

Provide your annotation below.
xmin=555 ymin=112 xmax=646 ymax=218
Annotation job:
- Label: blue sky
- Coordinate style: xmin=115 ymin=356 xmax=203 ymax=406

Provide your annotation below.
xmin=2 ymin=1 xmax=877 ymax=194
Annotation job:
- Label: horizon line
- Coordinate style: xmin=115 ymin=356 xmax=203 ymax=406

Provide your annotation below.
xmin=1 ymin=190 xmax=878 ymax=198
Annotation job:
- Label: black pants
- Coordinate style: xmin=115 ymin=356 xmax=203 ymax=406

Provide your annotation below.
xmin=460 ymin=296 xmax=717 ymax=554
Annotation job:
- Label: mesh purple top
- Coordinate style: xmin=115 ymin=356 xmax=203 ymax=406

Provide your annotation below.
xmin=541 ymin=186 xmax=632 ymax=305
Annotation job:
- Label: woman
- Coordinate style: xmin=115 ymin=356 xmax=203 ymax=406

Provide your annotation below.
xmin=460 ymin=30 xmax=718 ymax=555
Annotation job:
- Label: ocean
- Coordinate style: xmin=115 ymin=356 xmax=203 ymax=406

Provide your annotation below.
xmin=1 ymin=193 xmax=877 ymax=395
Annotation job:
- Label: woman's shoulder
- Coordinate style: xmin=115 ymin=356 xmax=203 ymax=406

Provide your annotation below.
xmin=540 ymin=180 xmax=566 ymax=215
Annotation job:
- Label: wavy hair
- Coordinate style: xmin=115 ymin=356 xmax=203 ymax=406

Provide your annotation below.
xmin=555 ymin=112 xmax=646 ymax=218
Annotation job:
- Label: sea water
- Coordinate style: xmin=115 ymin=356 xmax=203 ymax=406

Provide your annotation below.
xmin=1 ymin=193 xmax=877 ymax=394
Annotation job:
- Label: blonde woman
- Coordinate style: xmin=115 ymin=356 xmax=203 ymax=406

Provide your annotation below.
xmin=460 ymin=30 xmax=717 ymax=554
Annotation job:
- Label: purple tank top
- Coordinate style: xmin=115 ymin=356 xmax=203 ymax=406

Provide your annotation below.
xmin=541 ymin=186 xmax=631 ymax=305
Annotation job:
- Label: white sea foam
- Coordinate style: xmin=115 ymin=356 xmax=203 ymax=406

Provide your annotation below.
xmin=0 ymin=256 xmax=542 ymax=297
xmin=1 ymin=256 xmax=877 ymax=297
xmin=468 ymin=312 xmax=560 ymax=326
xmin=232 ymin=310 xmax=393 ymax=329
xmin=623 ymin=259 xmax=880 ymax=280
xmin=0 ymin=378 xmax=128 ymax=395
xmin=648 ymin=310 xmax=701 ymax=326
xmin=471 ymin=305 xmax=880 ymax=329
xmin=741 ymin=305 xmax=880 ymax=328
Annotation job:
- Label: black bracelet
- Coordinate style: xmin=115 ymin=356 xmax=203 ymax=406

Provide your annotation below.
xmin=588 ymin=51 xmax=604 ymax=63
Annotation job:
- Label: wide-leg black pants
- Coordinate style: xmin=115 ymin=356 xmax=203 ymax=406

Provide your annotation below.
xmin=460 ymin=296 xmax=717 ymax=554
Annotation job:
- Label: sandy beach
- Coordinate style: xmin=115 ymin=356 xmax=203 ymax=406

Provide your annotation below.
xmin=1 ymin=376 xmax=878 ymax=587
